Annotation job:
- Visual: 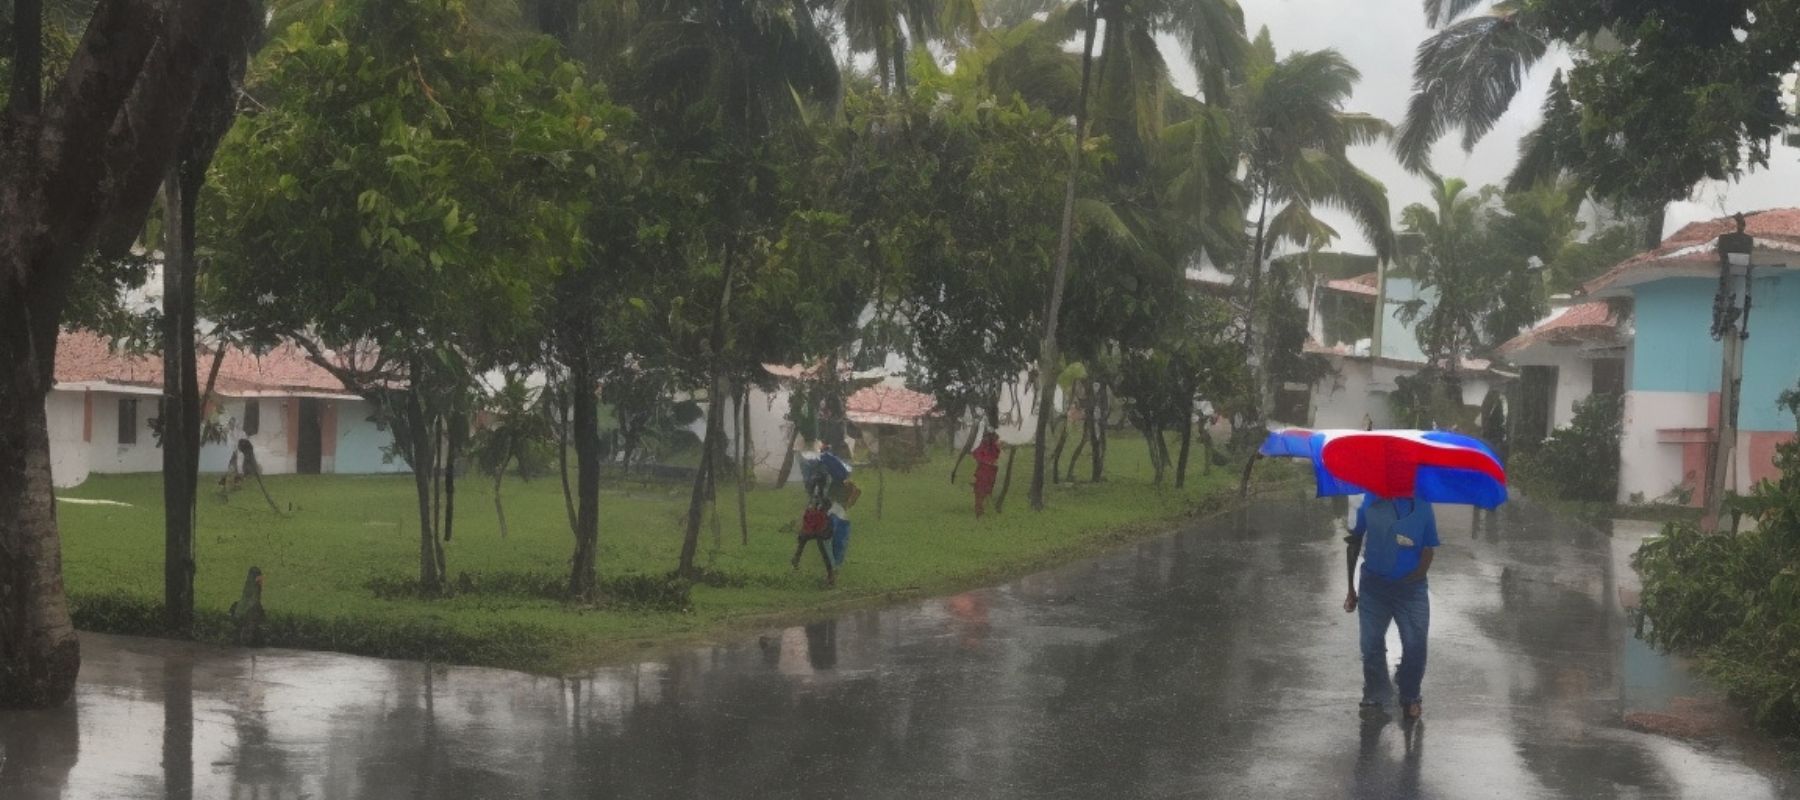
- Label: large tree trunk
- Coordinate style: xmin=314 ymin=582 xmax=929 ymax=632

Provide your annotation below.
xmin=568 ymin=360 xmax=601 ymax=598
xmin=1 ymin=0 xmax=257 ymax=709
xmin=160 ymin=169 xmax=201 ymax=636
xmin=0 ymin=394 xmax=80 ymax=708
xmin=1029 ymin=0 xmax=1100 ymax=511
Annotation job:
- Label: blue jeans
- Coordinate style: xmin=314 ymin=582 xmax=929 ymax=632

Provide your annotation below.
xmin=829 ymin=518 xmax=851 ymax=567
xmin=1358 ymin=571 xmax=1430 ymax=706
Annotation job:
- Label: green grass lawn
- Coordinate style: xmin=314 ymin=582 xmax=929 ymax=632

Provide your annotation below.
xmin=56 ymin=438 xmax=1255 ymax=672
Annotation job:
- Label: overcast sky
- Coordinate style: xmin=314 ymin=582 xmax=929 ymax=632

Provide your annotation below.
xmin=1161 ymin=0 xmax=1800 ymax=254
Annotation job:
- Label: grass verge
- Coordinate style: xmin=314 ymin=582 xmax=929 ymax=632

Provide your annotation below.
xmin=56 ymin=438 xmax=1274 ymax=673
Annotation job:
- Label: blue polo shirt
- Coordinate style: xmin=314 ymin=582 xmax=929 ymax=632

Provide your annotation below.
xmin=1352 ymin=497 xmax=1439 ymax=581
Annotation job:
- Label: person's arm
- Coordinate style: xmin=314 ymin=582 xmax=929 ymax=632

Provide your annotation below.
xmin=1403 ymin=547 xmax=1434 ymax=583
xmin=1344 ymin=502 xmax=1367 ymax=611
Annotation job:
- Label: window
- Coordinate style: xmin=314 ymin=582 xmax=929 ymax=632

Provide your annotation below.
xmin=243 ymin=399 xmax=261 ymax=436
xmin=1591 ymin=358 xmax=1625 ymax=397
xmin=118 ymin=397 xmax=138 ymax=445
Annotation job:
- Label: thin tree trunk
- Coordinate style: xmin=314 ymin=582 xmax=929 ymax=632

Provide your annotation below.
xmin=405 ymin=385 xmax=441 ymax=593
xmin=161 ymin=169 xmax=199 ymax=636
xmin=1176 ymin=412 xmax=1194 ymax=488
xmin=737 ymin=384 xmax=750 ymax=545
xmin=1030 ymin=0 xmax=1100 ymax=511
xmin=553 ymin=377 xmax=577 ymax=537
xmin=444 ymin=412 xmax=465 ymax=544
xmin=994 ymin=446 xmax=1020 ymax=513
xmin=1246 ymin=192 xmax=1275 ymax=427
xmin=493 ymin=465 xmax=509 ymax=539
xmin=681 ymin=239 xmax=737 ymax=580
xmin=568 ymin=360 xmax=601 ymax=597
xmin=1142 ymin=423 xmax=1165 ymax=485
xmin=1049 ymin=416 xmax=1070 ymax=484
xmin=949 ymin=420 xmax=981 ymax=485
xmin=773 ymin=425 xmax=800 ymax=489
xmin=1091 ymin=384 xmax=1108 ymax=482
xmin=708 ymin=416 xmax=723 ymax=555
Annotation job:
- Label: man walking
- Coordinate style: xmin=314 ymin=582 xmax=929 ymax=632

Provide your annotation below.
xmin=1343 ymin=494 xmax=1439 ymax=721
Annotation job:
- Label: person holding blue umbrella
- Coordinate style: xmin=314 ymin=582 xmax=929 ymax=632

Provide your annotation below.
xmin=1343 ymin=495 xmax=1439 ymax=721
xmin=1258 ymin=428 xmax=1508 ymax=722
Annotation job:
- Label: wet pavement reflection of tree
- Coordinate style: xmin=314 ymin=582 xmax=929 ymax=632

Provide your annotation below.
xmin=0 ymin=499 xmax=1793 ymax=798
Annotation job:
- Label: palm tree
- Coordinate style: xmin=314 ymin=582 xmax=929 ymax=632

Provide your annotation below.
xmin=836 ymin=0 xmax=979 ymax=93
xmin=1234 ymin=28 xmax=1393 ymax=424
xmin=1396 ymin=176 xmax=1486 ymax=373
xmin=1027 ymin=0 xmax=1249 ymax=510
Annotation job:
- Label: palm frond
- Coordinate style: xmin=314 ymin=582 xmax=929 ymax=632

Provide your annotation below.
xmin=1393 ymin=12 xmax=1546 ymax=173
xmin=1423 ymin=0 xmax=1489 ymax=28
xmin=1075 ymin=197 xmax=1142 ymax=250
xmin=1505 ymin=70 xmax=1577 ymax=193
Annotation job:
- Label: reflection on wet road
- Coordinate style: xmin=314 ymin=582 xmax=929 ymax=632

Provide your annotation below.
xmin=2 ymin=500 xmax=1794 ymax=798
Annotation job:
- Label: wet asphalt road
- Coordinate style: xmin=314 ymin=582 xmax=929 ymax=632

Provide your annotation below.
xmin=1 ymin=499 xmax=1794 ymax=799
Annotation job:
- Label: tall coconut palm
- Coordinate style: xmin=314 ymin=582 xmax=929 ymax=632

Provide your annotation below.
xmin=836 ymin=0 xmax=979 ymax=93
xmin=1234 ymin=28 xmax=1393 ymax=424
xmin=1027 ymin=0 xmax=1249 ymax=510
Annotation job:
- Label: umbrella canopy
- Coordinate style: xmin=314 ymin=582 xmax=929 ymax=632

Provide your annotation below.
xmin=1260 ymin=429 xmax=1508 ymax=509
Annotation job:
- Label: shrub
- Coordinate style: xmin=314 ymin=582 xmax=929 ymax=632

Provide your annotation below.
xmin=1633 ymin=386 xmax=1800 ymax=737
xmin=1513 ymin=392 xmax=1621 ymax=503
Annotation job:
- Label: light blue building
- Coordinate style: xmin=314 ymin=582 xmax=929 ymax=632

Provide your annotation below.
xmin=1586 ymin=210 xmax=1800 ymax=506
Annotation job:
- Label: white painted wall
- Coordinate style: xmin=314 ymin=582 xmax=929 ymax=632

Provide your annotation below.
xmin=1507 ymin=345 xmax=1595 ymax=430
xmin=45 ymin=391 xmax=90 ymax=488
xmin=197 ymin=397 xmax=295 ymax=474
xmin=85 ymin=391 xmax=164 ymax=475
xmin=1309 ymin=358 xmax=1397 ymax=430
xmin=1618 ymin=390 xmax=1708 ymax=504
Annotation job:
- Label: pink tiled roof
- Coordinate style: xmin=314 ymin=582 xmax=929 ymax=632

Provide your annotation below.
xmin=1496 ymin=302 xmax=1619 ymax=356
xmin=54 ymin=330 xmax=164 ymax=387
xmin=1586 ymin=209 xmax=1800 ymax=294
xmin=1323 ymin=272 xmax=1379 ymax=297
xmin=54 ymin=330 xmax=357 ymax=396
xmin=845 ymin=385 xmax=937 ymax=426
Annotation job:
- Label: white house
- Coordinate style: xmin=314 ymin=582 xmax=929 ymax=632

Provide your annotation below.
xmin=1493 ymin=300 xmax=1625 ymax=441
xmin=48 ymin=330 xmax=404 ymax=488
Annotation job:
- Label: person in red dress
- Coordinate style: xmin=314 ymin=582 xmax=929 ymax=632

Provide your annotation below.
xmin=972 ymin=431 xmax=1002 ymax=518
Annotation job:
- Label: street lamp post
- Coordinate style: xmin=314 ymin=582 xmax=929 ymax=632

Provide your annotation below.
xmin=1704 ymin=214 xmax=1755 ymax=532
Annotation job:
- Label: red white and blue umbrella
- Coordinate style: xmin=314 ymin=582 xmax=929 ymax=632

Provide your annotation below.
xmin=1258 ymin=428 xmax=1508 ymax=509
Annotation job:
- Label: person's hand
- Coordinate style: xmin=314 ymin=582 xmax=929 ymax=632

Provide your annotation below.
xmin=1402 ymin=568 xmax=1428 ymax=584
xmin=1343 ymin=590 xmax=1358 ymax=613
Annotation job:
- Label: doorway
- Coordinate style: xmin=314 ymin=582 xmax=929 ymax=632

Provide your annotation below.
xmin=296 ymin=398 xmax=323 ymax=474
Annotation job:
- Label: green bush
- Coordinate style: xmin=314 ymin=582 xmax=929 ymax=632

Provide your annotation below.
xmin=1633 ymin=388 xmax=1800 ymax=737
xmin=1512 ymin=392 xmax=1621 ymax=503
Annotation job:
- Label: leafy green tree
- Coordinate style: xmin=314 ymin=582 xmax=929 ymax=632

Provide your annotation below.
xmin=206 ymin=0 xmax=620 ymax=593
xmin=1398 ymin=0 xmax=1800 ymax=248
